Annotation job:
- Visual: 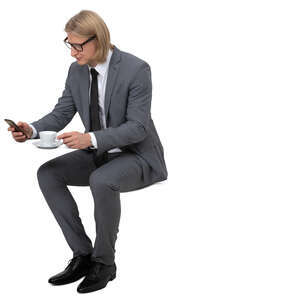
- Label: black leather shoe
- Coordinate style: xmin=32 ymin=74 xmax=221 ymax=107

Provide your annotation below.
xmin=77 ymin=261 xmax=116 ymax=293
xmin=48 ymin=254 xmax=92 ymax=285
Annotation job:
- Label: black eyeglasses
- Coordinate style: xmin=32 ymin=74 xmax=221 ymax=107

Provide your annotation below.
xmin=64 ymin=35 xmax=96 ymax=52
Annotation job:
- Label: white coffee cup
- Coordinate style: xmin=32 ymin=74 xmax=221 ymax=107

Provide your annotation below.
xmin=39 ymin=131 xmax=57 ymax=146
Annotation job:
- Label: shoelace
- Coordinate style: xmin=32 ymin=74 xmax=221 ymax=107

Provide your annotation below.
xmin=65 ymin=256 xmax=80 ymax=270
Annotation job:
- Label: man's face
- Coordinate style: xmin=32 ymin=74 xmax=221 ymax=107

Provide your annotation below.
xmin=67 ymin=32 xmax=97 ymax=67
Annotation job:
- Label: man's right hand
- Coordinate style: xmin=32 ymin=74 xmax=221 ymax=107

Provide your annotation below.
xmin=8 ymin=121 xmax=33 ymax=143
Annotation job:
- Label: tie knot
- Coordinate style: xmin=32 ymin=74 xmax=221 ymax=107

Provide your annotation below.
xmin=90 ymin=68 xmax=98 ymax=78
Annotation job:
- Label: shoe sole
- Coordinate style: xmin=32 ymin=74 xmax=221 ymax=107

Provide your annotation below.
xmin=77 ymin=273 xmax=116 ymax=293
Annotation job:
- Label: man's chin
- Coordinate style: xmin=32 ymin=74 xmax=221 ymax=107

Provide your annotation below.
xmin=76 ymin=59 xmax=86 ymax=65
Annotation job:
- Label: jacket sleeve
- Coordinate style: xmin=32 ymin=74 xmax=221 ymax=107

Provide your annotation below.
xmin=30 ymin=63 xmax=77 ymax=139
xmin=93 ymin=62 xmax=152 ymax=155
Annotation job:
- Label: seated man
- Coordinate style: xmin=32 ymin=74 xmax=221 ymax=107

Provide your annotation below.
xmin=8 ymin=9 xmax=167 ymax=294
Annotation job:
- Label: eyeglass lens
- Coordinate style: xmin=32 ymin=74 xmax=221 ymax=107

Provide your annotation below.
xmin=65 ymin=41 xmax=82 ymax=51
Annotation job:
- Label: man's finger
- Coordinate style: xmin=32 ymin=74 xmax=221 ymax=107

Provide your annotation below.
xmin=65 ymin=141 xmax=75 ymax=148
xmin=62 ymin=137 xmax=74 ymax=143
xmin=57 ymin=132 xmax=72 ymax=139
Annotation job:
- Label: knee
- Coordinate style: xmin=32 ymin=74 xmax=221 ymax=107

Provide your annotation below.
xmin=37 ymin=160 xmax=59 ymax=182
xmin=89 ymin=172 xmax=119 ymax=191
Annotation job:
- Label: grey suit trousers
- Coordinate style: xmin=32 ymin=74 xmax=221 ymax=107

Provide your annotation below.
xmin=36 ymin=149 xmax=150 ymax=265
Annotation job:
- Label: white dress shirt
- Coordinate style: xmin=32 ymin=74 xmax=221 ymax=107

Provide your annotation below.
xmin=29 ymin=48 xmax=122 ymax=153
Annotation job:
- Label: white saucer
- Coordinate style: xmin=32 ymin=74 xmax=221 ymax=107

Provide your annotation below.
xmin=33 ymin=139 xmax=63 ymax=149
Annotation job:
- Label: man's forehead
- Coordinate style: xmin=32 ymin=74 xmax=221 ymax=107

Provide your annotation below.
xmin=67 ymin=32 xmax=86 ymax=43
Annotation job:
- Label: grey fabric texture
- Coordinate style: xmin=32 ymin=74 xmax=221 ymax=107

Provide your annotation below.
xmin=32 ymin=46 xmax=168 ymax=264
xmin=31 ymin=45 xmax=168 ymax=186
xmin=37 ymin=149 xmax=151 ymax=264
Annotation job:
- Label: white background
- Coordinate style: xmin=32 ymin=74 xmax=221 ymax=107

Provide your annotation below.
xmin=0 ymin=0 xmax=299 ymax=299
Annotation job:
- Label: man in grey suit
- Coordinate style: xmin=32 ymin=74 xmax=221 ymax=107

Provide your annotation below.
xmin=7 ymin=10 xmax=167 ymax=293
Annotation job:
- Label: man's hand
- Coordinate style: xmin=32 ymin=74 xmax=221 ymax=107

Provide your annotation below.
xmin=57 ymin=131 xmax=92 ymax=149
xmin=8 ymin=121 xmax=33 ymax=142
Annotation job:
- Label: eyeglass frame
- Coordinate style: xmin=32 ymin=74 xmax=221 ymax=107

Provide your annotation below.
xmin=63 ymin=35 xmax=97 ymax=52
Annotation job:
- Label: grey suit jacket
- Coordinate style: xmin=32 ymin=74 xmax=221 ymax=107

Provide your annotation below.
xmin=31 ymin=45 xmax=168 ymax=186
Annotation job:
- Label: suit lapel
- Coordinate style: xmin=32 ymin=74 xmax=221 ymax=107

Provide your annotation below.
xmin=79 ymin=66 xmax=91 ymax=131
xmin=79 ymin=45 xmax=121 ymax=132
xmin=104 ymin=46 xmax=121 ymax=122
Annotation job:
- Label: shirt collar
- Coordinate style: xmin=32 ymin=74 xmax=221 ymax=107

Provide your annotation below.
xmin=88 ymin=48 xmax=113 ymax=77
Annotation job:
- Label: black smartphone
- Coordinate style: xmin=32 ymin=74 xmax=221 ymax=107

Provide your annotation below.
xmin=4 ymin=118 xmax=28 ymax=137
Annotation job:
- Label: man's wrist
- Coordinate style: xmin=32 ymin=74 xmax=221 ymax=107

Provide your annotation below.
xmin=29 ymin=127 xmax=33 ymax=139
xmin=29 ymin=124 xmax=37 ymax=139
xmin=88 ymin=132 xmax=98 ymax=148
xmin=86 ymin=133 xmax=92 ymax=147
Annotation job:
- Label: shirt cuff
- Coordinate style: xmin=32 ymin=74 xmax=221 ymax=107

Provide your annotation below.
xmin=89 ymin=132 xmax=98 ymax=149
xmin=29 ymin=124 xmax=37 ymax=139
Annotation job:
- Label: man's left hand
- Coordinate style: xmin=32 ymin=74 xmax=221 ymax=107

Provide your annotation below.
xmin=57 ymin=131 xmax=92 ymax=149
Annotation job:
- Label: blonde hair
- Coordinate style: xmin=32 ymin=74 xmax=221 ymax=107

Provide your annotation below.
xmin=64 ymin=10 xmax=114 ymax=64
